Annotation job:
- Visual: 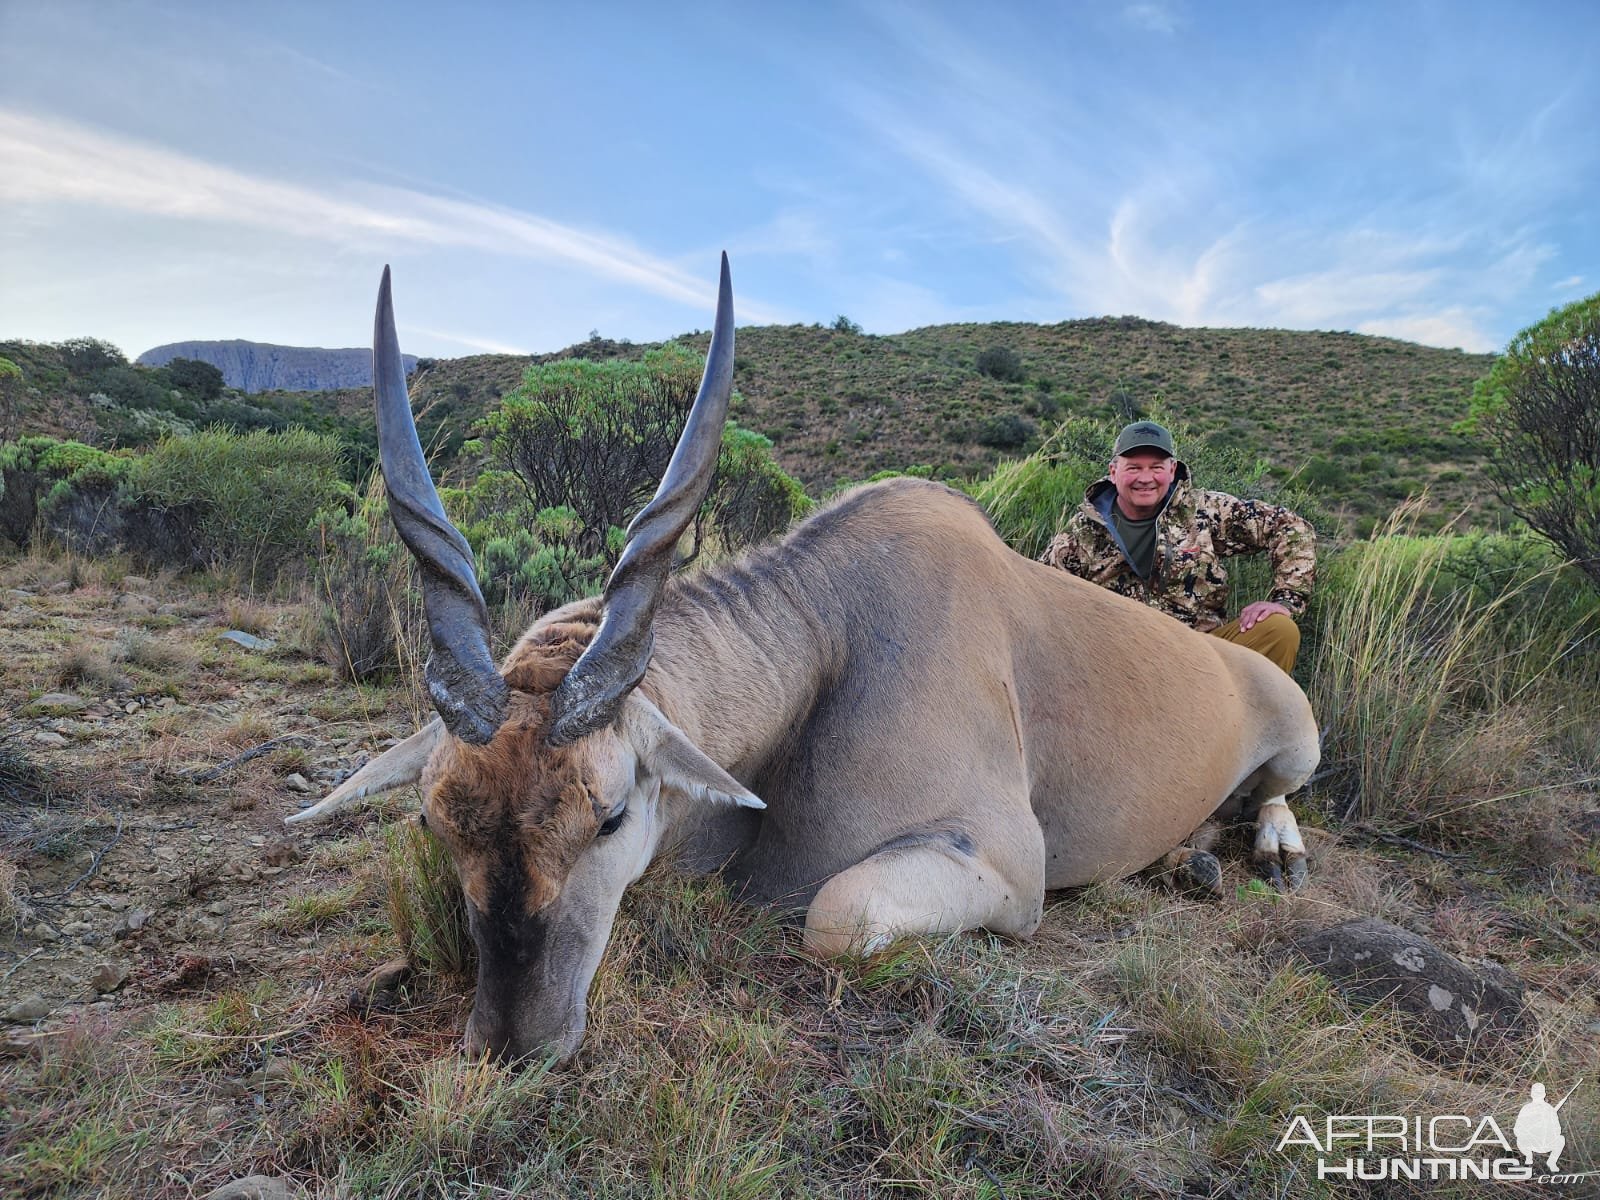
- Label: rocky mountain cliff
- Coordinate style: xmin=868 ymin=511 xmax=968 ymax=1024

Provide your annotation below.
xmin=137 ymin=339 xmax=417 ymax=393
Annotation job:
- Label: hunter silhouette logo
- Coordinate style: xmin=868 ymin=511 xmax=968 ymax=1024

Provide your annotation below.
xmin=1276 ymin=1077 xmax=1590 ymax=1184
xmin=1514 ymin=1080 xmax=1575 ymax=1172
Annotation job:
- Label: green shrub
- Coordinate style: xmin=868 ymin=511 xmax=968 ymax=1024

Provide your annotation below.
xmin=312 ymin=481 xmax=421 ymax=684
xmin=126 ymin=427 xmax=348 ymax=583
xmin=975 ymin=345 xmax=1024 ymax=383
xmin=0 ymin=437 xmax=132 ymax=549
xmin=974 ymin=412 xmax=1036 ymax=450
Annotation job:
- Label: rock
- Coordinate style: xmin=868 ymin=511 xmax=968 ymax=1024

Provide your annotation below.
xmin=32 ymin=731 xmax=69 ymax=748
xmin=203 ymin=1176 xmax=299 ymax=1200
xmin=283 ymin=773 xmax=313 ymax=794
xmin=90 ymin=962 xmax=130 ymax=994
xmin=1291 ymin=917 xmax=1532 ymax=1062
xmin=121 ymin=574 xmax=150 ymax=588
xmin=218 ymin=631 xmax=276 ymax=652
xmin=261 ymin=840 xmax=303 ymax=867
xmin=27 ymin=692 xmax=87 ymax=715
xmin=5 ymin=996 xmax=51 ymax=1022
xmin=349 ymin=957 xmax=413 ymax=1015
xmin=247 ymin=1057 xmax=293 ymax=1087
xmin=116 ymin=593 xmax=158 ymax=612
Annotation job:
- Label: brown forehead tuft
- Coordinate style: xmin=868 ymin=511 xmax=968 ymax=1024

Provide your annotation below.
xmin=502 ymin=611 xmax=600 ymax=696
xmin=424 ymin=687 xmax=608 ymax=914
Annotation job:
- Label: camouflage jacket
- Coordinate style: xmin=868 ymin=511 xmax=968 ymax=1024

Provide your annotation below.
xmin=1039 ymin=463 xmax=1316 ymax=632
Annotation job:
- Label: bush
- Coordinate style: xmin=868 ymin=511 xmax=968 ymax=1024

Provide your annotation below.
xmin=312 ymin=480 xmax=420 ymax=683
xmin=1469 ymin=292 xmax=1600 ymax=590
xmin=126 ymin=427 xmax=348 ymax=583
xmin=975 ymin=345 xmax=1024 ymax=383
xmin=166 ymin=357 xmax=225 ymax=402
xmin=477 ymin=347 xmax=812 ymax=608
xmin=831 ymin=315 xmax=863 ymax=335
xmin=974 ymin=412 xmax=1036 ymax=450
xmin=0 ymin=437 xmax=132 ymax=550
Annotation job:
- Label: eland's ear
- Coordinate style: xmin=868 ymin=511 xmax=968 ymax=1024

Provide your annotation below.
xmin=619 ymin=694 xmax=764 ymax=810
xmin=285 ymin=719 xmax=444 ymax=827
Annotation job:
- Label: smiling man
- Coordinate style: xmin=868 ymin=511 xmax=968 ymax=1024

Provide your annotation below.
xmin=1040 ymin=421 xmax=1315 ymax=673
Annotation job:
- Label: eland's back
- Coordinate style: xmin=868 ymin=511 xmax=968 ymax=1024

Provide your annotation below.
xmin=657 ymin=475 xmax=1318 ymax=904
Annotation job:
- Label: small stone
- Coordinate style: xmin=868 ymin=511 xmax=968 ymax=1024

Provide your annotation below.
xmin=283 ymin=773 xmax=313 ymax=794
xmin=158 ymin=696 xmax=176 ymax=707
xmin=204 ymin=1175 xmax=297 ymax=1200
xmin=124 ymin=702 xmax=139 ymax=715
xmin=261 ymin=841 xmax=303 ymax=867
xmin=101 ymin=894 xmax=131 ymax=911
xmin=28 ymin=692 xmax=87 ymax=714
xmin=62 ymin=921 xmax=94 ymax=936
xmin=207 ymin=901 xmax=230 ymax=916
xmin=91 ymin=962 xmax=130 ymax=994
xmin=218 ymin=631 xmax=276 ymax=652
xmin=32 ymin=731 xmax=69 ymax=748
xmin=5 ymin=996 xmax=52 ymax=1023
xmin=27 ymin=924 xmax=60 ymax=943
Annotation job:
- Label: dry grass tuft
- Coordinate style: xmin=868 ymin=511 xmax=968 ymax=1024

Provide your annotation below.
xmin=54 ymin=644 xmax=124 ymax=691
xmin=223 ymin=597 xmax=274 ymax=636
xmin=114 ymin=629 xmax=199 ymax=677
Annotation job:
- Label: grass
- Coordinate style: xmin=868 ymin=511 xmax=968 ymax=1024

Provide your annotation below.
xmin=261 ymin=883 xmax=368 ymax=934
xmin=1303 ymin=504 xmax=1600 ymax=827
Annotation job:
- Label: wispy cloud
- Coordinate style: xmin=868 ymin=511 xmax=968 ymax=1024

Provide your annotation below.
xmin=1356 ymin=309 xmax=1497 ymax=353
xmin=399 ymin=324 xmax=533 ymax=356
xmin=0 ymin=108 xmax=781 ymax=322
xmin=1123 ymin=2 xmax=1181 ymax=35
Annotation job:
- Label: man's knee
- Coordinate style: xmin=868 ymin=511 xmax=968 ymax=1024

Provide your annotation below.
xmin=1214 ymin=611 xmax=1300 ymax=673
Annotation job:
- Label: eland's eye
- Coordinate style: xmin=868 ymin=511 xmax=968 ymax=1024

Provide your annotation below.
xmin=597 ymin=808 xmax=627 ymax=837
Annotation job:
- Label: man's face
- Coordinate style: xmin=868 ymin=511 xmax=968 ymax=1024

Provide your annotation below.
xmin=1108 ymin=450 xmax=1177 ymax=519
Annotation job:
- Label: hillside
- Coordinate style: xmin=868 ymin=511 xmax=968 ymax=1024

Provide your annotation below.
xmin=297 ymin=319 xmax=1495 ymax=532
xmin=137 ymin=339 xmax=418 ymax=393
xmin=8 ymin=319 xmax=1496 ymax=533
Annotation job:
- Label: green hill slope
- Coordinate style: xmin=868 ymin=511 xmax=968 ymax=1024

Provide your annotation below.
xmin=6 ymin=318 xmax=1496 ymax=533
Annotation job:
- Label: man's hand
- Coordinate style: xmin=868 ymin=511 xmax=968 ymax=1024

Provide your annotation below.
xmin=1238 ymin=600 xmax=1291 ymax=632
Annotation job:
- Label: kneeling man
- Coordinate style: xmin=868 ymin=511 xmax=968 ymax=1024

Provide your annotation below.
xmin=1041 ymin=420 xmax=1314 ymax=673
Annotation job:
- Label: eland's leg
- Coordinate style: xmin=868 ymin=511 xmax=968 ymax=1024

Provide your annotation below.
xmin=803 ymin=821 xmax=1044 ymax=957
xmin=1150 ymin=837 xmax=1225 ymax=898
xmin=1253 ymin=795 xmax=1308 ymax=890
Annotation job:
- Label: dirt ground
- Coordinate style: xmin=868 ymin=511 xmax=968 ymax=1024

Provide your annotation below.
xmin=0 ymin=560 xmax=417 ymax=1042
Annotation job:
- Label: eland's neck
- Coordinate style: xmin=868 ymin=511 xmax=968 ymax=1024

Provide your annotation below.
xmin=642 ymin=548 xmax=843 ymax=782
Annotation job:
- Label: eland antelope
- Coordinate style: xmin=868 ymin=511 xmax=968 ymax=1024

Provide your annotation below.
xmin=289 ymin=256 xmax=1319 ymax=1062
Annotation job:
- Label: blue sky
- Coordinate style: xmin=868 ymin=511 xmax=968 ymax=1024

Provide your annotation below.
xmin=1 ymin=1 xmax=1594 ymax=360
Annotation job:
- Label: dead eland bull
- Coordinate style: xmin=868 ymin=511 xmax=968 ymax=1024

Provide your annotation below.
xmin=288 ymin=256 xmax=1319 ymax=1063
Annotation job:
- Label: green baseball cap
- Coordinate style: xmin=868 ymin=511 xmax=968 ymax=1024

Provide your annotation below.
xmin=1113 ymin=420 xmax=1175 ymax=458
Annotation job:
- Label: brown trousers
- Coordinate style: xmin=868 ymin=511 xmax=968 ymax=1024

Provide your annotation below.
xmin=1209 ymin=611 xmax=1300 ymax=674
